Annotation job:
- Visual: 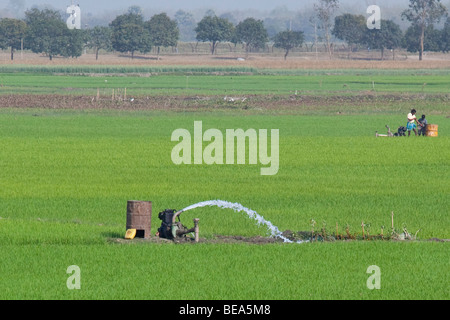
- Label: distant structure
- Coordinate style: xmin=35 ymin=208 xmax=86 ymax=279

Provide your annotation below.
xmin=66 ymin=3 xmax=81 ymax=30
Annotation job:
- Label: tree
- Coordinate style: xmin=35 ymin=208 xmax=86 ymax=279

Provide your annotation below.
xmin=24 ymin=8 xmax=83 ymax=60
xmin=204 ymin=10 xmax=216 ymax=18
xmin=235 ymin=18 xmax=268 ymax=56
xmin=263 ymin=6 xmax=296 ymax=39
xmin=0 ymin=18 xmax=27 ymax=60
xmin=314 ymin=0 xmax=339 ymax=59
xmin=309 ymin=15 xmax=320 ymax=59
xmin=128 ymin=5 xmax=143 ymax=16
xmin=363 ymin=20 xmax=403 ymax=60
xmin=145 ymin=13 xmax=179 ymax=58
xmin=195 ymin=15 xmax=234 ymax=55
xmin=175 ymin=10 xmax=197 ymax=42
xmin=219 ymin=12 xmax=238 ymax=25
xmin=87 ymin=26 xmax=112 ymax=60
xmin=425 ymin=25 xmax=443 ymax=52
xmin=273 ymin=30 xmax=305 ymax=60
xmin=403 ymin=23 xmax=442 ymax=53
xmin=332 ymin=14 xmax=366 ymax=57
xmin=60 ymin=29 xmax=85 ymax=58
xmin=440 ymin=16 xmax=450 ymax=52
xmin=110 ymin=13 xmax=152 ymax=59
xmin=402 ymin=0 xmax=448 ymax=60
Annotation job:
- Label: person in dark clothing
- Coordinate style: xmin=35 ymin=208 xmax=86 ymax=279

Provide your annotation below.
xmin=418 ymin=114 xmax=427 ymax=136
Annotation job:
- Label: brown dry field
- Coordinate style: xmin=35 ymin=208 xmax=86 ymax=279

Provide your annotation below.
xmin=1 ymin=50 xmax=448 ymax=112
xmin=1 ymin=51 xmax=450 ymax=69
xmin=2 ymin=92 xmax=447 ymax=115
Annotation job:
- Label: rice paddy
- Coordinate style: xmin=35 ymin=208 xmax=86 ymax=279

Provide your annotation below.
xmin=0 ymin=55 xmax=448 ymax=300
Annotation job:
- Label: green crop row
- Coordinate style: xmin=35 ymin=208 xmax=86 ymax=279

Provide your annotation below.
xmin=0 ymin=65 xmax=449 ymax=76
xmin=1 ymin=72 xmax=449 ymax=96
xmin=0 ymin=65 xmax=258 ymax=75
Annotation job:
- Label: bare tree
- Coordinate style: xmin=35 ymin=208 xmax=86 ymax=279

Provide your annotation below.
xmin=309 ymin=15 xmax=319 ymax=60
xmin=314 ymin=0 xmax=339 ymax=59
xmin=402 ymin=0 xmax=448 ymax=61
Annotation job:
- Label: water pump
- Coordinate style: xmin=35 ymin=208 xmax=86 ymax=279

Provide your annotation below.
xmin=157 ymin=209 xmax=199 ymax=242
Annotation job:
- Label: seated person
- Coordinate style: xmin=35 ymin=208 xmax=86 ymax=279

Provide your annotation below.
xmin=418 ymin=114 xmax=427 ymax=136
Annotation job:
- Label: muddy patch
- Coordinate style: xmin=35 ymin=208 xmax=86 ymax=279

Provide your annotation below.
xmin=110 ymin=231 xmax=450 ymax=245
xmin=1 ymin=93 xmax=448 ymax=115
xmin=110 ymin=235 xmax=283 ymax=245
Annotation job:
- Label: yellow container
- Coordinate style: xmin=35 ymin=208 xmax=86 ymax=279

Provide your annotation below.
xmin=125 ymin=229 xmax=137 ymax=239
xmin=426 ymin=124 xmax=438 ymax=137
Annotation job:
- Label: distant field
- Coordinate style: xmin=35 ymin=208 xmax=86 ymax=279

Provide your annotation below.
xmin=1 ymin=69 xmax=448 ymax=117
xmin=0 ymin=69 xmax=449 ymax=96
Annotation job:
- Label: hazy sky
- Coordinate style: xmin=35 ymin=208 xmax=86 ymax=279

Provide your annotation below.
xmin=2 ymin=0 xmax=414 ymax=14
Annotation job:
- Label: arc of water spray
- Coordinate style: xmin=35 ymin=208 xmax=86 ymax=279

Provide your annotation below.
xmin=178 ymin=200 xmax=305 ymax=243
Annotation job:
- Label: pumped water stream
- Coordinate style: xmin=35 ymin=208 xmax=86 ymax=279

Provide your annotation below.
xmin=179 ymin=200 xmax=305 ymax=243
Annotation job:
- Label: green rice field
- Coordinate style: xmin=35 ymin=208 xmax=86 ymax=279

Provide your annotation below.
xmin=0 ymin=67 xmax=449 ymax=96
xmin=0 ymin=68 xmax=448 ymax=300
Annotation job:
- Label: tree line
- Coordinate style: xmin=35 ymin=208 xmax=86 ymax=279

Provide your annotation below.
xmin=0 ymin=0 xmax=448 ymax=61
